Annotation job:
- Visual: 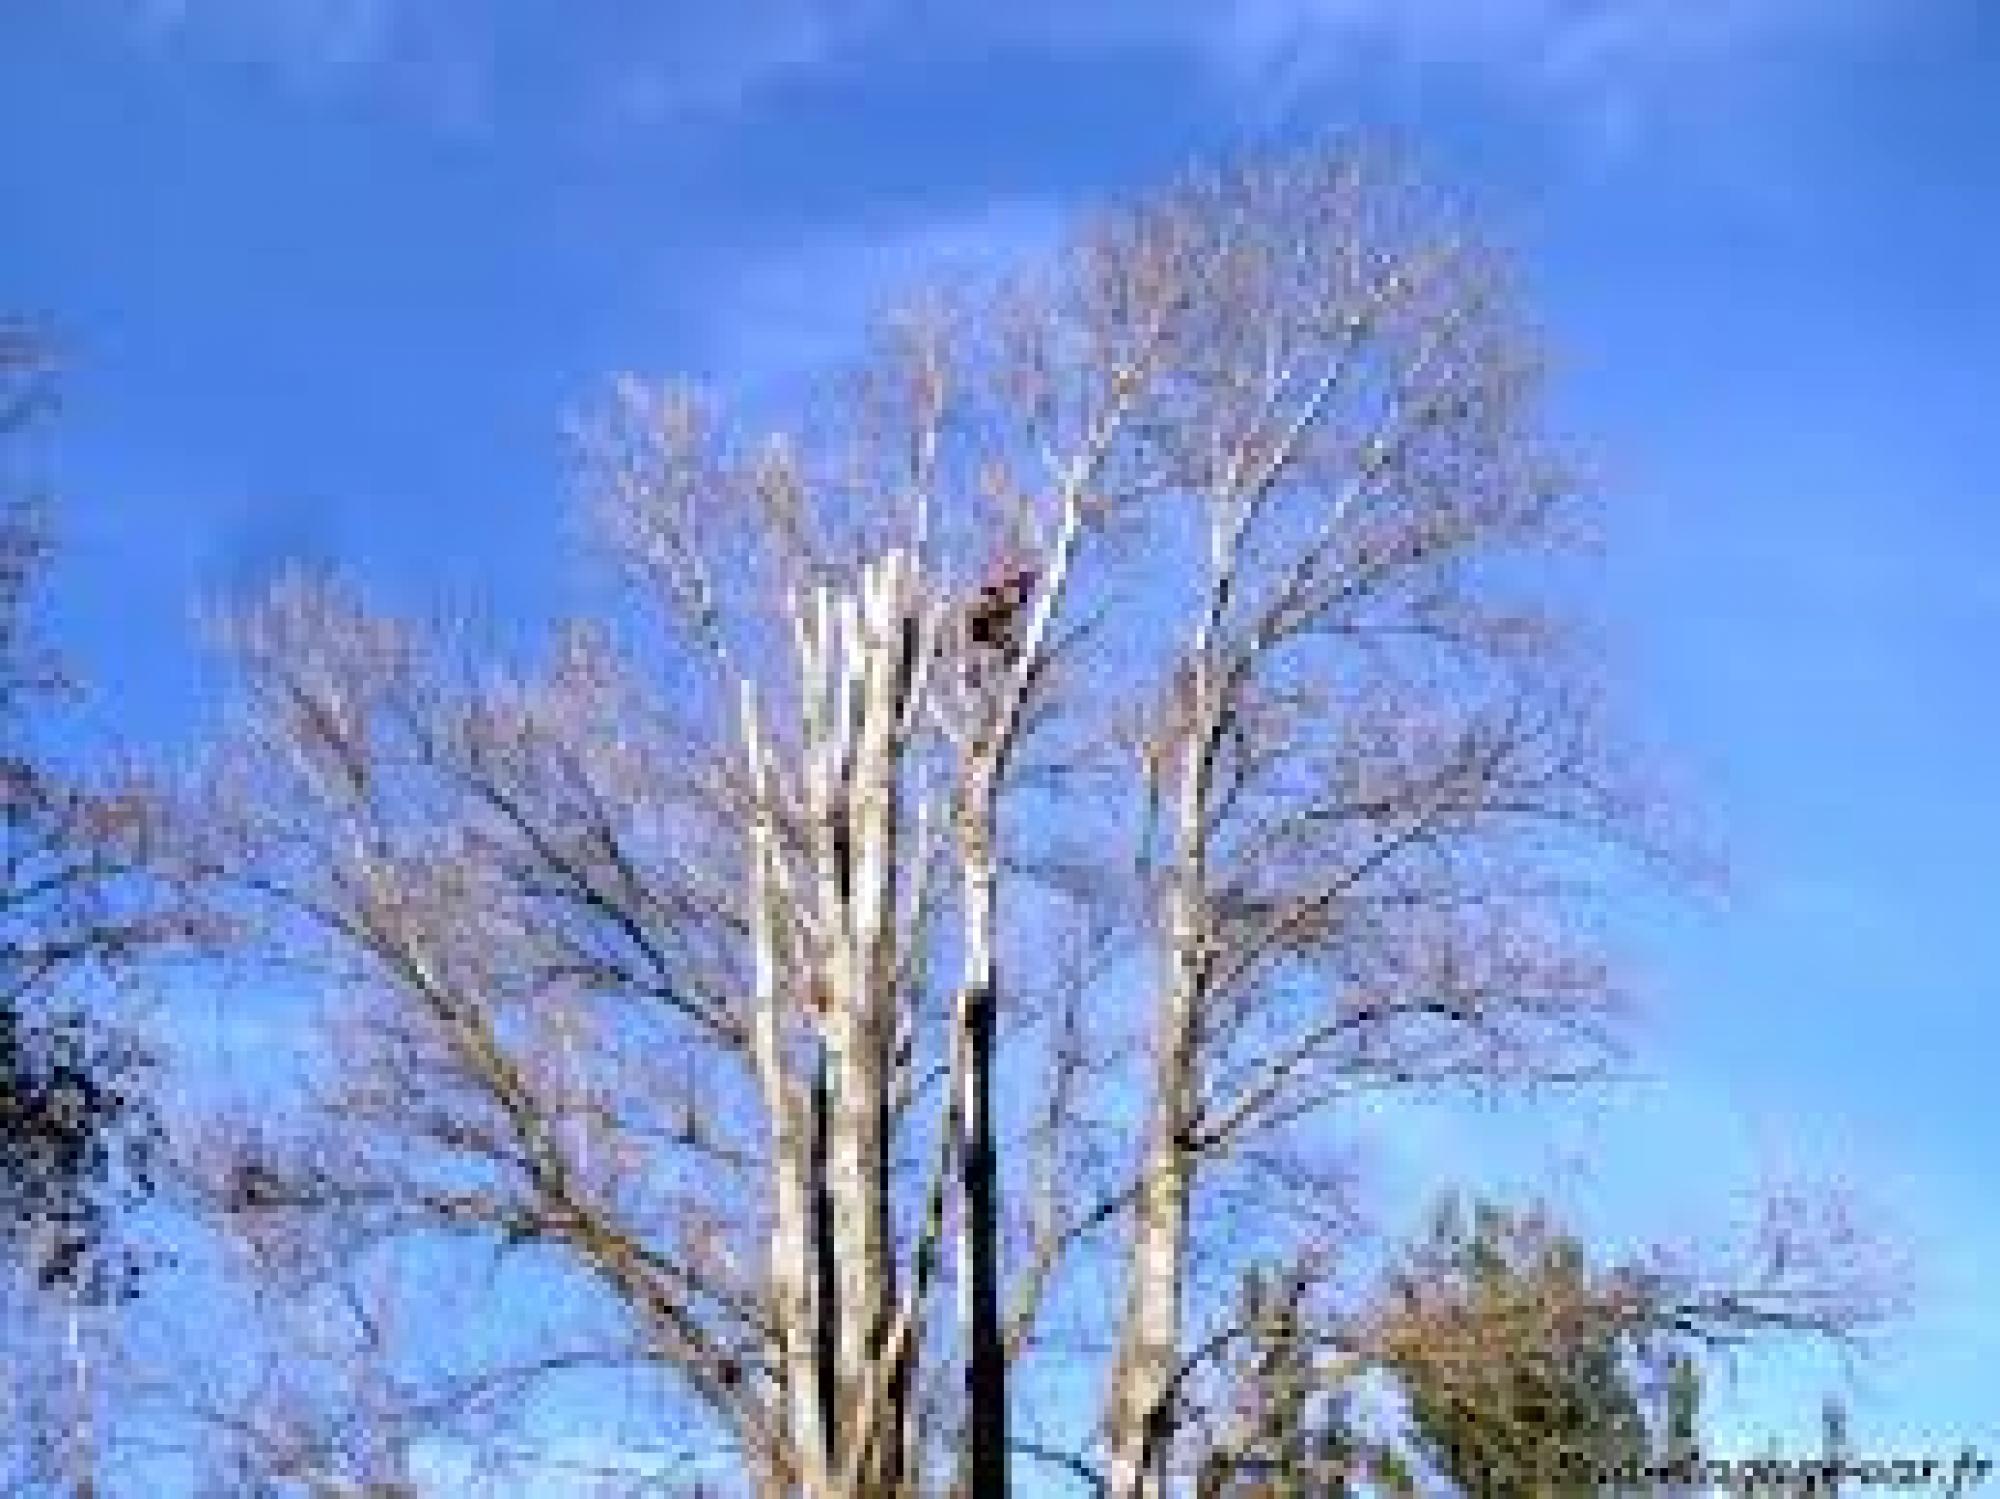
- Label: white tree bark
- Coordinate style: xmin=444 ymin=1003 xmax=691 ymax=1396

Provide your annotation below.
xmin=1108 ymin=723 xmax=1208 ymax=1499
xmin=743 ymin=552 xmax=925 ymax=1495
xmin=743 ymin=685 xmax=831 ymax=1496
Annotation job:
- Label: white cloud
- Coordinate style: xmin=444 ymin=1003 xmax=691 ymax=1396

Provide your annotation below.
xmin=90 ymin=0 xmax=1898 ymax=208
xmin=103 ymin=0 xmax=1885 ymax=158
xmin=880 ymin=0 xmax=1885 ymax=164
xmin=1183 ymin=0 xmax=1884 ymax=157
xmin=111 ymin=0 xmax=883 ymax=129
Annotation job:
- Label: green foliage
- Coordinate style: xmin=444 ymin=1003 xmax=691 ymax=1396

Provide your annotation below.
xmin=1384 ymin=1195 xmax=1693 ymax=1499
xmin=1202 ymin=1199 xmax=1716 ymax=1497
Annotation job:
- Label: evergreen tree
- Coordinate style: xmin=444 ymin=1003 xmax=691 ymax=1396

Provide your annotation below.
xmin=1383 ymin=1196 xmax=1658 ymax=1499
xmin=1201 ymin=1202 xmax=1719 ymax=1498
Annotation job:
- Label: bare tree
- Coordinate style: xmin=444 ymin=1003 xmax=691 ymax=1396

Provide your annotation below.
xmin=0 ymin=324 xmax=196 ymax=1498
xmin=177 ymin=148 xmax=1894 ymax=1498
xmin=152 ymin=1117 xmax=646 ymax=1499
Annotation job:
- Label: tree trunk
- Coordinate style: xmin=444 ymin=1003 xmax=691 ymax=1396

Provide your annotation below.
xmin=957 ymin=778 xmax=1007 ymax=1497
xmin=1108 ymin=963 xmax=1197 ymax=1497
xmin=822 ymin=562 xmax=911 ymax=1490
xmin=757 ymin=554 xmax=922 ymax=1494
xmin=65 ymin=1296 xmax=96 ymax=1499
xmin=743 ymin=685 xmax=832 ymax=1496
xmin=1108 ymin=730 xmax=1208 ymax=1498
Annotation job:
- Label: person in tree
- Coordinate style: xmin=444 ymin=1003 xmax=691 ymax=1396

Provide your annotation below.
xmin=964 ymin=556 xmax=1038 ymax=661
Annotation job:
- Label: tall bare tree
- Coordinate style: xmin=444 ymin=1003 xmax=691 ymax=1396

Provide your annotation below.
xmin=180 ymin=149 xmax=1895 ymax=1497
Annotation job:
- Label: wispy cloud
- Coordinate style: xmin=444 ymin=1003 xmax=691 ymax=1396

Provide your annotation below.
xmin=101 ymin=0 xmax=1885 ymax=157
xmin=1172 ymin=0 xmax=1884 ymax=157
xmin=107 ymin=0 xmax=882 ymax=129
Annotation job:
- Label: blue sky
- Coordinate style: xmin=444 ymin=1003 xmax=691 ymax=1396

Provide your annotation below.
xmin=3 ymin=0 xmax=1997 ymax=1474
